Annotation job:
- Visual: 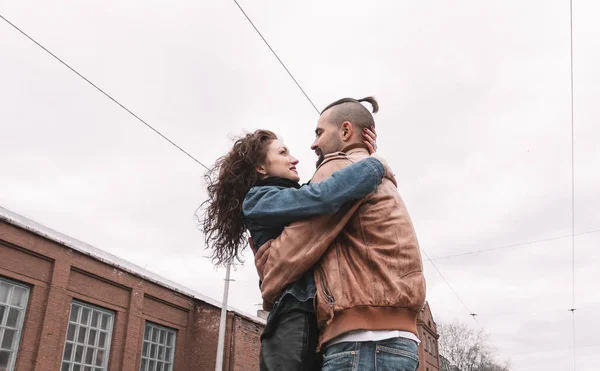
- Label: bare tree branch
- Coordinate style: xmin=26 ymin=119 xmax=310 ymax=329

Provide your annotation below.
xmin=438 ymin=320 xmax=510 ymax=371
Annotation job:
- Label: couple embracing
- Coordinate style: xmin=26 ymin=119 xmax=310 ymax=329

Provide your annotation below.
xmin=201 ymin=97 xmax=426 ymax=371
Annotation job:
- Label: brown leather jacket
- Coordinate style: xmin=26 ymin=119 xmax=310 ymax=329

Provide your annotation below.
xmin=256 ymin=145 xmax=426 ymax=349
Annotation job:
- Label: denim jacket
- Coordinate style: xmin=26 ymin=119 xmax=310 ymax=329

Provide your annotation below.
xmin=243 ymin=157 xmax=384 ymax=309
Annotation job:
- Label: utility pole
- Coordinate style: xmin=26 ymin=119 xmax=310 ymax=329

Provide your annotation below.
xmin=214 ymin=263 xmax=231 ymax=371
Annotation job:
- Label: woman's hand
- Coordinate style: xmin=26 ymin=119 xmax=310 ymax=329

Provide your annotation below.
xmin=363 ymin=126 xmax=377 ymax=154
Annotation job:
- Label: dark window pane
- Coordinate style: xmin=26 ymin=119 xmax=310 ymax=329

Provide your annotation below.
xmin=91 ymin=312 xmax=100 ymax=328
xmin=75 ymin=345 xmax=84 ymax=362
xmin=63 ymin=342 xmax=74 ymax=361
xmin=159 ymin=330 xmax=165 ymax=344
xmin=62 ymin=361 xmax=71 ymax=371
xmin=67 ymin=324 xmax=77 ymax=341
xmin=150 ymin=344 xmax=157 ymax=358
xmin=0 ymin=350 xmax=10 ymax=367
xmin=101 ymin=315 xmax=109 ymax=330
xmin=165 ymin=347 xmax=172 ymax=361
xmin=0 ymin=284 xmax=9 ymax=303
xmin=98 ymin=332 xmax=107 ymax=348
xmin=73 ymin=364 xmax=81 ymax=371
xmin=149 ymin=360 xmax=156 ymax=371
xmin=10 ymin=287 xmax=27 ymax=308
xmin=77 ymin=326 xmax=87 ymax=343
xmin=88 ymin=329 xmax=97 ymax=346
xmin=84 ymin=367 xmax=93 ymax=371
xmin=142 ymin=342 xmax=149 ymax=357
xmin=70 ymin=305 xmax=80 ymax=322
xmin=85 ymin=347 xmax=94 ymax=365
xmin=166 ymin=332 xmax=174 ymax=347
xmin=140 ymin=358 xmax=147 ymax=371
xmin=151 ymin=329 xmax=158 ymax=342
xmin=81 ymin=308 xmax=90 ymax=326
xmin=157 ymin=361 xmax=164 ymax=371
xmin=1 ymin=329 xmax=16 ymax=350
xmin=95 ymin=350 xmax=104 ymax=366
xmin=6 ymin=308 xmax=19 ymax=328
xmin=0 ymin=306 xmax=5 ymax=324
xmin=144 ymin=326 xmax=151 ymax=341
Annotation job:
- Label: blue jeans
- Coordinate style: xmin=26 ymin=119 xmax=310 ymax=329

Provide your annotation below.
xmin=321 ymin=337 xmax=419 ymax=371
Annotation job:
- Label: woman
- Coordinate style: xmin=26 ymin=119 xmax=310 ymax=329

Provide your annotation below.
xmin=201 ymin=128 xmax=391 ymax=370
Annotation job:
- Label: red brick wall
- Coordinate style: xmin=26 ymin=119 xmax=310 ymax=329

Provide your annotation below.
xmin=417 ymin=304 xmax=440 ymax=371
xmin=229 ymin=316 xmax=262 ymax=371
xmin=0 ymin=221 xmax=264 ymax=371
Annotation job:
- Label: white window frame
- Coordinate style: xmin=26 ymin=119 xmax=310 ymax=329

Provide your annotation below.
xmin=140 ymin=322 xmax=177 ymax=371
xmin=0 ymin=278 xmax=30 ymax=371
xmin=61 ymin=301 xmax=114 ymax=371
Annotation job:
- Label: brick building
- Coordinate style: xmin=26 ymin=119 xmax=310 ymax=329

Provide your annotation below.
xmin=417 ymin=302 xmax=441 ymax=371
xmin=1 ymin=205 xmax=444 ymax=371
xmin=0 ymin=206 xmax=264 ymax=371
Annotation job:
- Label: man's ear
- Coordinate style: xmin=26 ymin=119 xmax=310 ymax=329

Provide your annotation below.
xmin=341 ymin=121 xmax=354 ymax=142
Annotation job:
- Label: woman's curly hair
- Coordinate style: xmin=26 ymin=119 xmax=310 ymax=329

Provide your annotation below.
xmin=199 ymin=129 xmax=278 ymax=266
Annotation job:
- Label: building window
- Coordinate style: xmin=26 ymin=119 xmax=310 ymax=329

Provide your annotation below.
xmin=0 ymin=278 xmax=30 ymax=371
xmin=424 ymin=334 xmax=428 ymax=351
xmin=432 ymin=339 xmax=436 ymax=356
xmin=140 ymin=322 xmax=177 ymax=371
xmin=61 ymin=301 xmax=114 ymax=371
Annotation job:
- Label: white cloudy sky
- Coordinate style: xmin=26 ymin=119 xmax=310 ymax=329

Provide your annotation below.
xmin=1 ymin=0 xmax=598 ymax=370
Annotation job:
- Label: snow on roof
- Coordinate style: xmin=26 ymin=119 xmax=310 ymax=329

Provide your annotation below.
xmin=0 ymin=206 xmax=265 ymax=325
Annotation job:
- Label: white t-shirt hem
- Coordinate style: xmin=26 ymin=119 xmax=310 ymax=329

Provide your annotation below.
xmin=326 ymin=330 xmax=421 ymax=348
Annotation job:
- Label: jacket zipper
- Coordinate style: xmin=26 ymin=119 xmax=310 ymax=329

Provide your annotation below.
xmin=317 ymin=266 xmax=335 ymax=322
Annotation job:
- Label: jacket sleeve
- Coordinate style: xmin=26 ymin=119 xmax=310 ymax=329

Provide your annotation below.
xmin=258 ymin=158 xmax=364 ymax=307
xmin=243 ymin=157 xmax=384 ymax=229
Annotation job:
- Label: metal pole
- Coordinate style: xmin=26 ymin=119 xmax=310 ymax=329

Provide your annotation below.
xmin=215 ymin=263 xmax=231 ymax=371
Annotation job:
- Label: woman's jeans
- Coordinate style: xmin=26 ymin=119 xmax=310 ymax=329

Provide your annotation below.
xmin=260 ymin=297 xmax=320 ymax=371
xmin=321 ymin=337 xmax=419 ymax=371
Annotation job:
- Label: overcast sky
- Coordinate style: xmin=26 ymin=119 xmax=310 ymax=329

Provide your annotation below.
xmin=1 ymin=1 xmax=598 ymax=370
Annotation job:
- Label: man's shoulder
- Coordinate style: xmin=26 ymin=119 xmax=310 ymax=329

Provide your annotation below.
xmin=316 ymin=150 xmax=369 ymax=171
xmin=312 ymin=154 xmax=354 ymax=182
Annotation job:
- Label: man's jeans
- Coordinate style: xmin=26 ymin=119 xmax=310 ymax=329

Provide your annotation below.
xmin=321 ymin=337 xmax=419 ymax=371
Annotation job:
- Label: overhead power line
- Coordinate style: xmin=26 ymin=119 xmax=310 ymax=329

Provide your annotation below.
xmin=569 ymin=0 xmax=576 ymax=370
xmin=231 ymin=0 xmax=320 ymax=114
xmin=419 ymin=248 xmax=499 ymax=351
xmin=425 ymin=228 xmax=600 ymax=262
xmin=464 ymin=302 xmax=600 ymax=318
xmin=0 ymin=14 xmax=210 ymax=171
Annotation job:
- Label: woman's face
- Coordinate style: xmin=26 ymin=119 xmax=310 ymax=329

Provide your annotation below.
xmin=257 ymin=139 xmax=300 ymax=182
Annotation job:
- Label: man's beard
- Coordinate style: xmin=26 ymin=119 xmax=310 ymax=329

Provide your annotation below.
xmin=315 ymin=137 xmax=343 ymax=168
xmin=315 ymin=149 xmax=325 ymax=168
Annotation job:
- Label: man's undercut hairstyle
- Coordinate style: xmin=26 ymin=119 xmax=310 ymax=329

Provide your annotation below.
xmin=320 ymin=96 xmax=379 ymax=130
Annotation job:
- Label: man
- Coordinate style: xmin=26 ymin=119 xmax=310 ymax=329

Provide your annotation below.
xmin=255 ymin=96 xmax=426 ymax=370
